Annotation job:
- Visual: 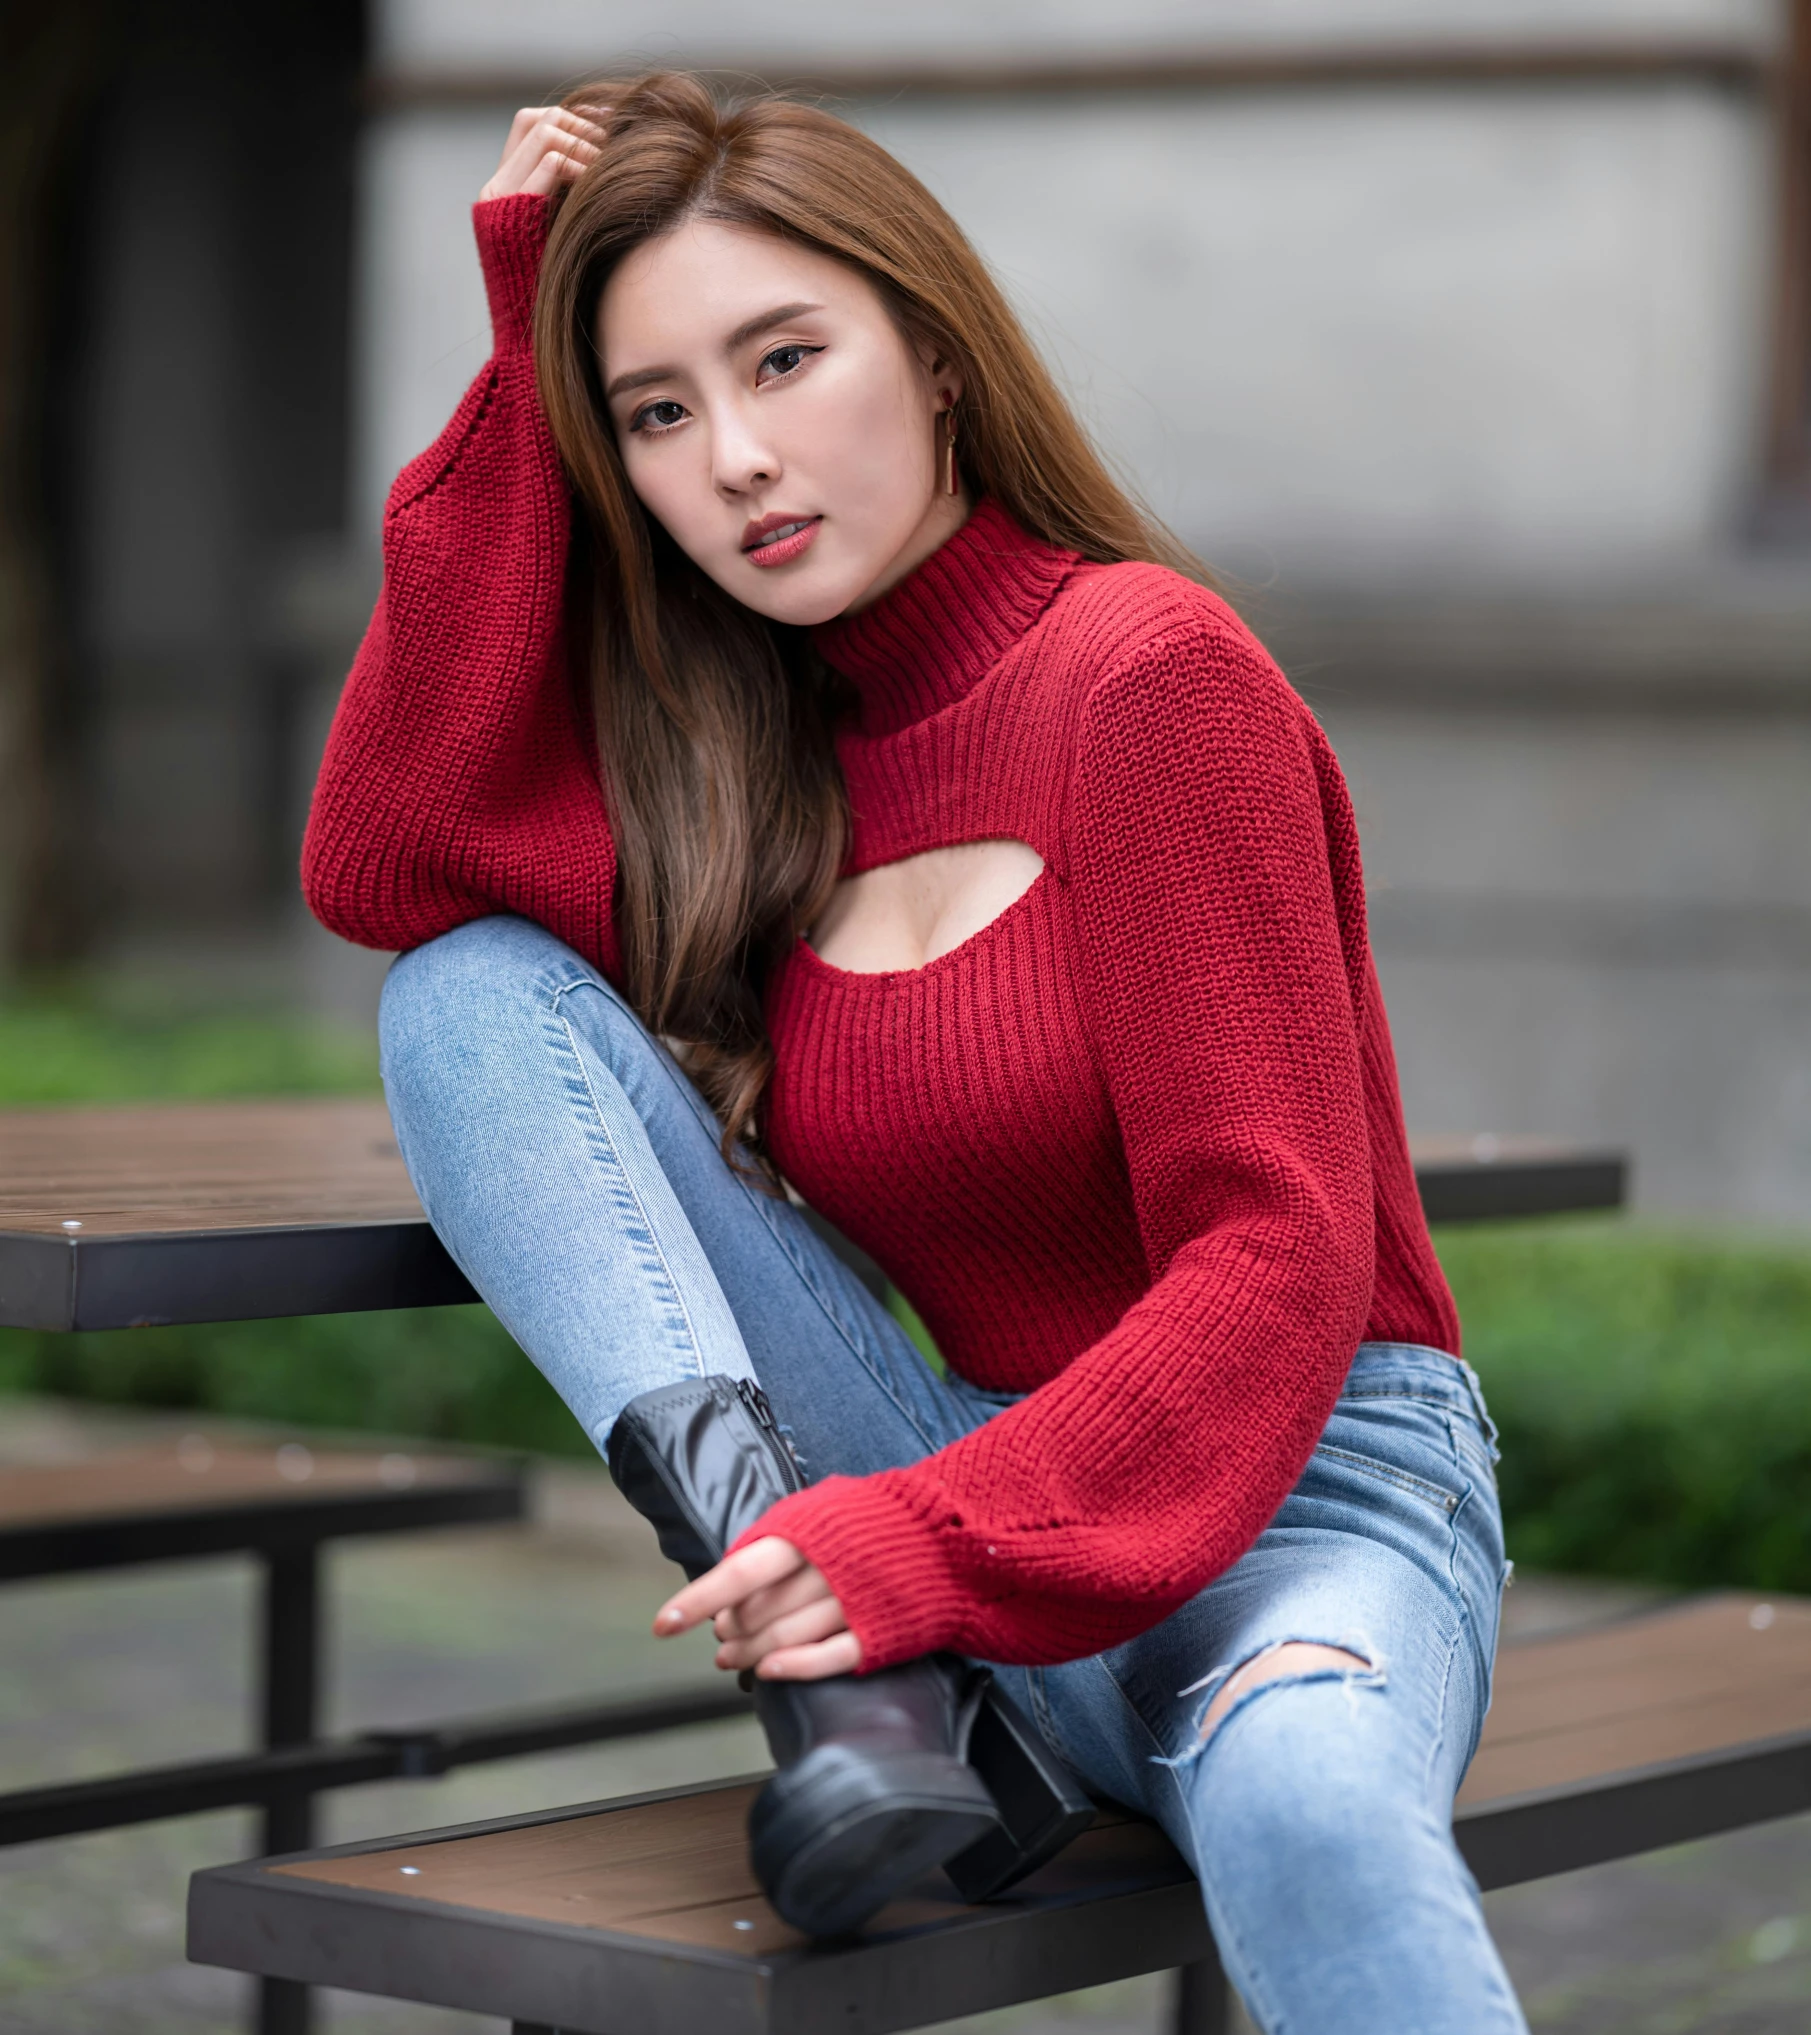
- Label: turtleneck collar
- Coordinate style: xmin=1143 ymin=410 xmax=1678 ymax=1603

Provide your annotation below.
xmin=812 ymin=498 xmax=1078 ymax=737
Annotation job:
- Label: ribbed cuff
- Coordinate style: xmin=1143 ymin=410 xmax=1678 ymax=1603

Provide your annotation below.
xmin=473 ymin=195 xmax=552 ymax=352
xmin=733 ymin=1474 xmax=968 ymax=1672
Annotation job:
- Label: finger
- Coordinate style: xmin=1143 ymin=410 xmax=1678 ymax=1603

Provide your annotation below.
xmin=516 ymin=120 xmax=599 ymax=176
xmin=497 ymin=118 xmax=597 ymax=194
xmin=529 ymin=106 xmax=607 ymax=151
xmin=484 ymin=108 xmax=606 ymax=201
xmin=757 ymin=1630 xmax=864 ymax=1682
xmin=715 ymin=1564 xmax=832 ymax=1638
xmin=482 ymin=127 xmax=560 ymax=203
xmin=504 ymin=105 xmax=555 ymax=151
xmin=714 ymin=1596 xmax=849 ymax=1669
xmin=491 ymin=106 xmax=596 ymax=183
xmin=540 ymin=106 xmax=607 ymax=146
xmin=715 ymin=1591 xmax=843 ymax=1657
xmin=655 ymin=1538 xmax=806 ymax=1635
xmin=520 ymin=145 xmax=588 ymax=197
xmin=516 ymin=134 xmax=603 ymax=199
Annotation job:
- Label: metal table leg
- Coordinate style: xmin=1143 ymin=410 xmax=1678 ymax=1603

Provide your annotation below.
xmin=258 ymin=1546 xmax=320 ymax=2035
xmin=1173 ymin=1951 xmax=1233 ymax=2035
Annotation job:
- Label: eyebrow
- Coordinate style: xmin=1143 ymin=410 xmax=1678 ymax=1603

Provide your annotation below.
xmin=602 ymin=301 xmax=824 ymax=402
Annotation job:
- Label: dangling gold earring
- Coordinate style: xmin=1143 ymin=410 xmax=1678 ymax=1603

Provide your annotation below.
xmin=941 ymin=400 xmax=960 ymax=497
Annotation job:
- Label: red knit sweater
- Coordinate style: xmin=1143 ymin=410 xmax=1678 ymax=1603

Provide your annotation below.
xmin=305 ymin=195 xmax=1460 ymax=1672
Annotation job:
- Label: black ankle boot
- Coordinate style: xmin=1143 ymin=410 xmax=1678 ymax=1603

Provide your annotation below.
xmin=606 ymin=1375 xmax=1004 ymax=1935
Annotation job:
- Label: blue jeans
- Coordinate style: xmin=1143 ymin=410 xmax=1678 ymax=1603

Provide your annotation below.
xmin=380 ymin=915 xmax=1526 ymax=2035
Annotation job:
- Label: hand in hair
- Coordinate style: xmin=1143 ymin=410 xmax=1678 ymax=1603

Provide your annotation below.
xmin=479 ymin=103 xmax=608 ymax=201
xmin=654 ymin=1537 xmax=861 ymax=1682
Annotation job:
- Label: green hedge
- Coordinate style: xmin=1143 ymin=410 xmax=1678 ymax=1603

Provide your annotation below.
xmin=0 ymin=991 xmax=577 ymax=1447
xmin=0 ymin=1305 xmax=586 ymax=1459
xmin=1442 ymin=1219 xmax=1811 ymax=1591
xmin=0 ymin=993 xmax=379 ymax=1104
xmin=3 ymin=992 xmax=1810 ymax=1591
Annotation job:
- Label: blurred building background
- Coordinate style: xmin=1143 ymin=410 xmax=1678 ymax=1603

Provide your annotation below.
xmin=3 ymin=0 xmax=1809 ymax=1219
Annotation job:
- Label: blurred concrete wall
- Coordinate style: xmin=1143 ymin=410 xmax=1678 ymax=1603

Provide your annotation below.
xmin=361 ymin=2 xmax=1783 ymax=573
xmin=348 ymin=1 xmax=1811 ymax=1226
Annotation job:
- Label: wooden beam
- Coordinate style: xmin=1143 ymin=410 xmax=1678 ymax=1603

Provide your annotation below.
xmin=1767 ymin=0 xmax=1811 ymax=487
xmin=367 ymin=39 xmax=1775 ymax=112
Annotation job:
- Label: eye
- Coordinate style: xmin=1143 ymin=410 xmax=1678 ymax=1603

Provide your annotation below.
xmin=629 ymin=398 xmax=688 ymax=435
xmin=757 ymin=343 xmax=823 ymax=384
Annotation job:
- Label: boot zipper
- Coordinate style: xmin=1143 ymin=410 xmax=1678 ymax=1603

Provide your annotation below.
xmin=736 ymin=1378 xmax=803 ymax=1479
xmin=736 ymin=1377 xmax=781 ymax=1435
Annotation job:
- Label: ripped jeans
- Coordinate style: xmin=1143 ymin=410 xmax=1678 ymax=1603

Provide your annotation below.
xmin=381 ymin=915 xmax=1527 ymax=2035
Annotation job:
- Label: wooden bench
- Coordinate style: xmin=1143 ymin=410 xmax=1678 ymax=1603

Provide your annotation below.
xmin=0 ymin=1440 xmax=753 ymax=1854
xmin=187 ymin=1592 xmax=1811 ymax=2034
xmin=0 ymin=1098 xmax=1628 ymax=2034
xmin=0 ymin=1437 xmax=524 ymax=1855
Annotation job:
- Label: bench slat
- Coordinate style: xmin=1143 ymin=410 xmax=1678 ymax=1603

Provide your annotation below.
xmin=271 ymin=1784 xmax=1189 ymax=1955
xmin=188 ymin=1594 xmax=1811 ymax=2035
xmin=0 ymin=1441 xmax=523 ymax=1578
xmin=1459 ymin=1594 xmax=1811 ymax=1803
xmin=0 ymin=1444 xmax=508 ymax=1528
xmin=191 ymin=1782 xmax=1210 ymax=2035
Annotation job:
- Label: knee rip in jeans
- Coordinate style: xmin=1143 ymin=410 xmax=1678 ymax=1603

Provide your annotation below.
xmin=1155 ymin=1638 xmax=1385 ymax=1769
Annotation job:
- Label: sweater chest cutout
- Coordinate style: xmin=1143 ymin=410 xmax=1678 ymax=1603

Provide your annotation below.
xmin=806 ymin=839 xmax=1046 ymax=976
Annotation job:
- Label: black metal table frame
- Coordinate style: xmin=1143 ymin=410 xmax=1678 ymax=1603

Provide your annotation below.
xmin=0 ymin=1462 xmax=754 ymax=2035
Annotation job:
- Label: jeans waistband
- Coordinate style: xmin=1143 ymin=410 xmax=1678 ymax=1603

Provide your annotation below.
xmin=1344 ymin=1340 xmax=1496 ymax=1444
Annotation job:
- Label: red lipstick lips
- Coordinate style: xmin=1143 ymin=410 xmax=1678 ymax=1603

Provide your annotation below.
xmin=741 ymin=514 xmax=821 ymax=567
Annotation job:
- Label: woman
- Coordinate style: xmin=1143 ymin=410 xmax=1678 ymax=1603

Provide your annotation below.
xmin=306 ymin=73 xmax=1523 ymax=2030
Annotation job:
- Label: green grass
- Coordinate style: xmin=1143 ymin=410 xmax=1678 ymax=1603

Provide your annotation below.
xmin=3 ymin=993 xmax=1810 ymax=1589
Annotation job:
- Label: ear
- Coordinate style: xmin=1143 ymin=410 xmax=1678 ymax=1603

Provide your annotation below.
xmin=917 ymin=342 xmax=965 ymax=410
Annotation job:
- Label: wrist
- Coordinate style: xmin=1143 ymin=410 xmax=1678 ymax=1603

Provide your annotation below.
xmin=473 ymin=194 xmax=552 ymax=352
xmin=748 ymin=1478 xmax=965 ymax=1672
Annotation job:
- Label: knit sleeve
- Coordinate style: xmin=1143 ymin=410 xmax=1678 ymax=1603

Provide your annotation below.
xmin=301 ymin=194 xmax=621 ymax=978
xmin=750 ymin=609 xmax=1376 ymax=1668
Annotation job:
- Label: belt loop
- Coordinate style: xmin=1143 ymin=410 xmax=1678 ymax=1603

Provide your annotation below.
xmin=1458 ymin=1357 xmax=1500 ymax=1452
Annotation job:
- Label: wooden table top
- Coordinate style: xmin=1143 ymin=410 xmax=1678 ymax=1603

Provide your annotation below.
xmin=0 ymin=1100 xmax=418 ymax=1238
xmin=0 ymin=1099 xmax=1627 ymax=1330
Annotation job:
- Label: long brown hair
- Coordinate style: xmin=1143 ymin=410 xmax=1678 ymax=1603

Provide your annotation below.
xmin=534 ymin=71 xmax=1200 ymax=1171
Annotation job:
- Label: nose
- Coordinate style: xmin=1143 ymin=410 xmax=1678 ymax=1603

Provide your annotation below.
xmin=711 ymin=398 xmax=780 ymax=499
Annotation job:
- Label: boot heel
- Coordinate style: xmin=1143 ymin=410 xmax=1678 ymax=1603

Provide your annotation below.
xmin=944 ymin=1682 xmax=1094 ymax=1902
xmin=749 ymin=1745 xmax=1000 ymax=1937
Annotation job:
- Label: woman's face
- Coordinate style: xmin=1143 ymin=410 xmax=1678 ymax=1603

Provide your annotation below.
xmin=597 ymin=219 xmax=966 ymax=626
